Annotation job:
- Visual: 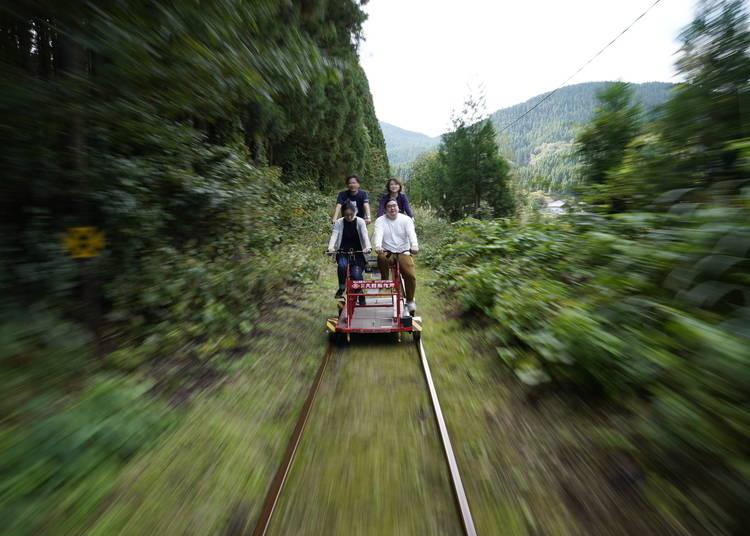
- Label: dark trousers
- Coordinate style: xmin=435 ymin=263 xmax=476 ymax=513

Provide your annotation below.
xmin=337 ymin=254 xmax=364 ymax=289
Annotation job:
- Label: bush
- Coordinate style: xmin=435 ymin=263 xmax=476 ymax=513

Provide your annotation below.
xmin=425 ymin=186 xmax=750 ymax=530
xmin=0 ymin=374 xmax=173 ymax=536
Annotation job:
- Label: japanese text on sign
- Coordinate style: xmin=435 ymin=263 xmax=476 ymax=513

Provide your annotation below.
xmin=350 ymin=280 xmax=396 ymax=289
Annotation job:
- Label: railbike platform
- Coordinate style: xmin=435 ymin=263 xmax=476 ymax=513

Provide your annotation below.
xmin=326 ymin=292 xmax=422 ymax=333
xmin=325 ymin=252 xmax=422 ymax=339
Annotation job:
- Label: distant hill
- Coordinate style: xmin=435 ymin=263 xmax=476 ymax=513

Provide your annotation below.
xmin=490 ymin=81 xmax=673 ymax=165
xmin=379 ymin=122 xmax=440 ymax=165
xmin=383 ymin=81 xmax=675 ymax=193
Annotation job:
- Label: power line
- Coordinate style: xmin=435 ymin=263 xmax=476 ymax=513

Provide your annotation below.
xmin=497 ymin=0 xmax=663 ymax=134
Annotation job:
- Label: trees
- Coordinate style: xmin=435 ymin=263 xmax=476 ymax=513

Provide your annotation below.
xmin=0 ymin=0 xmax=388 ymax=303
xmin=661 ymin=0 xmax=750 ymax=186
xmin=405 ymin=94 xmax=513 ymax=220
xmin=428 ymin=94 xmax=513 ymax=219
xmin=573 ymin=1 xmax=750 ymax=213
xmin=574 ymin=82 xmax=642 ymax=212
xmin=272 ymin=61 xmax=388 ymax=189
xmin=0 ymin=0 xmax=388 ymax=374
xmin=405 ymin=151 xmax=441 ymax=206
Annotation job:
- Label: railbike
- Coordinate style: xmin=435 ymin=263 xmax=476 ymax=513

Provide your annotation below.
xmin=325 ymin=249 xmax=422 ymax=342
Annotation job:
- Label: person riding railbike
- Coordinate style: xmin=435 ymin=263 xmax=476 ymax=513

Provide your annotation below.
xmin=331 ymin=173 xmax=372 ymax=225
xmin=372 ymin=198 xmax=419 ymax=314
xmin=327 ymin=202 xmax=372 ymax=303
xmin=376 ymin=177 xmax=414 ymax=219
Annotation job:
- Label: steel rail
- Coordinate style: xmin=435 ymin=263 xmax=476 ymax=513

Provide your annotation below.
xmin=251 ymin=344 xmax=334 ymax=536
xmin=251 ymin=339 xmax=477 ymax=536
xmin=416 ymin=339 xmax=478 ymax=536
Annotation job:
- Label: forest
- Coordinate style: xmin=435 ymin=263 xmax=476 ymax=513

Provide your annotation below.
xmin=386 ymin=81 xmax=674 ymax=194
xmin=1 ymin=1 xmax=387 ymax=533
xmin=1 ymin=0 xmax=748 ymax=535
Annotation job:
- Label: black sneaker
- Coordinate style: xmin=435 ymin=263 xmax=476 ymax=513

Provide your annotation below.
xmin=358 ymin=295 xmax=366 ymax=306
xmin=335 ymin=288 xmax=344 ymax=299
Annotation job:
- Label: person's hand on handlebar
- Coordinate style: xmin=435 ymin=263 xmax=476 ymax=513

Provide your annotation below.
xmin=326 ymin=248 xmax=336 ymax=255
xmin=375 ymin=247 xmax=384 ymax=254
xmin=363 ymin=248 xmax=371 ymax=254
xmin=410 ymin=247 xmax=419 ymax=255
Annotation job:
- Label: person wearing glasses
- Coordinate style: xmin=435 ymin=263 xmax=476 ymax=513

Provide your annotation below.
xmin=372 ymin=198 xmax=419 ymax=314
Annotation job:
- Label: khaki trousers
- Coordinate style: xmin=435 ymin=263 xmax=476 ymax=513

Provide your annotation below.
xmin=377 ymin=252 xmax=416 ymax=301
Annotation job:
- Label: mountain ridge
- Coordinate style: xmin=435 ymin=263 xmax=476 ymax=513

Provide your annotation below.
xmin=379 ymin=121 xmax=440 ymax=166
xmin=381 ymin=81 xmax=675 ymax=192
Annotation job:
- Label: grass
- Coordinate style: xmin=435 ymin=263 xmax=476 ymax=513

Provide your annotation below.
xmin=78 ymin=259 xmax=694 ymax=535
xmin=84 ymin=262 xmax=333 ymax=535
xmin=269 ymin=335 xmax=462 ymax=535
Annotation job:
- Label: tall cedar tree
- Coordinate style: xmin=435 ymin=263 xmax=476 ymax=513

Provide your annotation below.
xmin=436 ymin=95 xmax=513 ymax=219
xmin=574 ymin=82 xmax=641 ymax=212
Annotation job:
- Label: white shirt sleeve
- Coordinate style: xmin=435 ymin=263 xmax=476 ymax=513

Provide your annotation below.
xmin=406 ymin=216 xmax=418 ymax=249
xmin=372 ymin=216 xmax=383 ymax=249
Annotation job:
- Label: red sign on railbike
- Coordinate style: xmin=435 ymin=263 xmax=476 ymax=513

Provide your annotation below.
xmin=349 ymin=280 xmax=396 ymax=289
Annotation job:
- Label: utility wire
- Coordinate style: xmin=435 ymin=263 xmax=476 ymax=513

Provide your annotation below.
xmin=497 ymin=0 xmax=663 ymax=134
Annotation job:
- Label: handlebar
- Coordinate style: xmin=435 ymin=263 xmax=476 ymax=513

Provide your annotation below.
xmin=324 ymin=248 xmax=370 ymax=256
xmin=324 ymin=248 xmax=417 ymax=256
xmin=383 ymin=249 xmax=417 ymax=255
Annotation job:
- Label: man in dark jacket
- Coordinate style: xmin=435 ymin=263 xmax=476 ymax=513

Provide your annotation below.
xmin=331 ymin=174 xmax=371 ymax=224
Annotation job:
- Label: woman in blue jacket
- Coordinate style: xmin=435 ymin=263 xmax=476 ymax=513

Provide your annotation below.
xmin=376 ymin=177 xmax=414 ymax=219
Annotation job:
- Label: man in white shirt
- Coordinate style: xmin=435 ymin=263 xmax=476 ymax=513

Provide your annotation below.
xmin=372 ymin=199 xmax=419 ymax=314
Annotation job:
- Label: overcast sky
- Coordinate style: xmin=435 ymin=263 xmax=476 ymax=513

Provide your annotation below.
xmin=359 ymin=0 xmax=697 ymax=137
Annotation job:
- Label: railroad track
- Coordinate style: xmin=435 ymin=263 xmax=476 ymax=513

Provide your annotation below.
xmin=251 ymin=339 xmax=477 ymax=536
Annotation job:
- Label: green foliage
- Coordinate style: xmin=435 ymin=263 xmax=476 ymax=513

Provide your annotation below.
xmin=660 ymin=0 xmax=750 ymax=187
xmin=411 ymin=205 xmax=449 ymax=256
xmin=512 ymin=140 xmax=576 ymax=194
xmin=273 ymin=61 xmax=389 ymax=189
xmin=1 ymin=308 xmax=174 ymax=536
xmin=0 ymin=1 xmax=377 ymax=530
xmin=106 ymin=185 xmax=331 ymax=365
xmin=582 ymin=1 xmax=750 ymax=215
xmin=1 ymin=0 xmax=386 ymax=307
xmin=0 ymin=375 xmax=174 ymax=536
xmin=574 ymin=82 xmax=642 ymax=211
xmin=425 ymin=3 xmax=750 ymax=529
xmin=408 ymin=94 xmax=514 ymax=219
xmin=429 ymin=189 xmax=750 ymax=530
xmin=404 ymin=151 xmax=440 ymax=206
xmin=0 ymin=0 xmax=376 ymax=370
xmin=491 ymin=82 xmax=670 ymax=166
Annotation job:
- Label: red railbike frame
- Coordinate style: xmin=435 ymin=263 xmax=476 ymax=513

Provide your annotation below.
xmin=337 ymin=251 xmax=411 ymax=333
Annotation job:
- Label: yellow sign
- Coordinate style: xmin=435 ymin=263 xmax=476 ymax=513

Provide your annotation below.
xmin=63 ymin=227 xmax=105 ymax=258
